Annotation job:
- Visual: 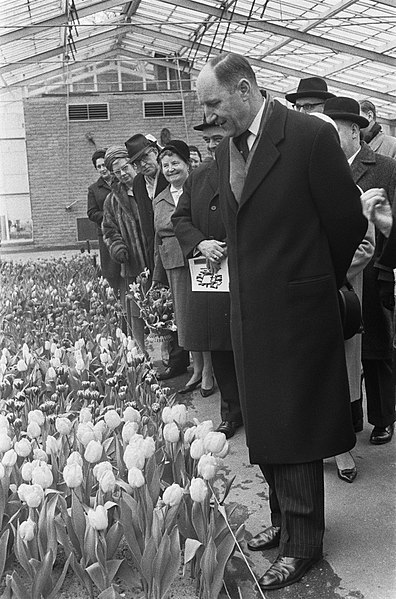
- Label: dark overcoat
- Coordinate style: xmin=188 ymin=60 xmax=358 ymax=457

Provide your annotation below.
xmin=215 ymin=100 xmax=367 ymax=464
xmin=87 ymin=177 xmax=120 ymax=287
xmin=172 ymin=160 xmax=232 ymax=351
xmin=351 ymin=143 xmax=396 ymax=360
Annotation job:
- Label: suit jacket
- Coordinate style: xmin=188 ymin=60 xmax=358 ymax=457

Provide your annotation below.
xmin=216 ymin=100 xmax=367 ymax=464
xmin=172 ymin=160 xmax=233 ymax=350
xmin=351 ymin=142 xmax=396 ymax=359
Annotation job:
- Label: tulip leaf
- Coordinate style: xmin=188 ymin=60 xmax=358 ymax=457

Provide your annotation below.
xmin=69 ymin=554 xmax=94 ymax=597
xmin=71 ymin=490 xmax=86 ymax=551
xmin=9 ymin=570 xmax=29 ymax=599
xmin=84 ymin=521 xmax=97 ymax=566
xmin=140 ymin=536 xmax=156 ymax=587
xmin=105 ymin=521 xmax=123 ymax=560
xmin=191 ymin=501 xmax=206 ymax=543
xmin=105 ymin=559 xmax=123 ymax=583
xmin=208 ymin=526 xmax=237 ymax=599
xmin=119 ymin=498 xmax=142 ymax=569
xmin=0 ymin=530 xmax=10 ymax=581
xmin=183 ymin=538 xmax=202 ymax=565
xmin=46 ymin=552 xmax=72 ymax=599
xmin=116 ymin=559 xmax=140 ymax=588
xmin=200 ymin=538 xmax=217 ymax=594
xmin=86 ymin=562 xmax=106 ymax=592
xmin=14 ymin=525 xmax=34 ymax=578
xmin=158 ymin=526 xmax=181 ymax=598
xmin=151 ymin=530 xmax=170 ymax=592
xmin=98 ymin=586 xmax=124 ymax=599
xmin=31 ymin=549 xmax=54 ymax=599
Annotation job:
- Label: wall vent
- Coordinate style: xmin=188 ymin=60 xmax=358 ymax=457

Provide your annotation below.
xmin=67 ymin=103 xmax=109 ymax=121
xmin=143 ymin=101 xmax=183 ymax=118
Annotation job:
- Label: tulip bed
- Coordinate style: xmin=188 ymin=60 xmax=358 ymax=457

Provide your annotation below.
xmin=0 ymin=256 xmax=244 ymax=599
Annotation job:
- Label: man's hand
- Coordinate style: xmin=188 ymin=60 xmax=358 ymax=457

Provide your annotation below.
xmin=360 ymin=188 xmax=393 ymax=238
xmin=197 ymin=240 xmax=227 ymax=263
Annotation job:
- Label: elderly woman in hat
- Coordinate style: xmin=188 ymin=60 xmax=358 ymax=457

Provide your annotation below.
xmin=102 ymin=145 xmax=159 ymax=355
xmin=153 ymin=140 xmax=213 ymax=393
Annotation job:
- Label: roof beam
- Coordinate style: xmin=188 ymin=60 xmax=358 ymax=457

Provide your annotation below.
xmin=0 ymin=0 xmax=129 ymax=46
xmin=159 ymin=0 xmax=396 ymax=68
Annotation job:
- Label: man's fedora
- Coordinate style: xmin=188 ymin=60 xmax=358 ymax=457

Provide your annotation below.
xmin=323 ymin=97 xmax=369 ymax=128
xmin=285 ymin=77 xmax=335 ymax=103
xmin=193 ymin=115 xmax=220 ymax=131
xmin=125 ymin=133 xmax=156 ymax=162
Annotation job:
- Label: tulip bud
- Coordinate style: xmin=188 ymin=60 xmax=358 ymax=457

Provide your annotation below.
xmin=0 ymin=433 xmax=12 ymax=453
xmin=189 ymin=477 xmax=208 ymax=503
xmin=67 ymin=451 xmax=83 ymax=467
xmin=163 ymin=422 xmax=180 ymax=443
xmin=121 ymin=421 xmax=139 ymax=444
xmin=197 ymin=454 xmax=218 ymax=480
xmin=84 ymin=440 xmax=103 ymax=463
xmin=31 ymin=462 xmax=53 ymax=489
xmin=189 ymin=438 xmax=205 ymax=460
xmin=142 ymin=436 xmax=155 ymax=459
xmin=24 ymin=484 xmax=44 ymax=508
xmin=21 ymin=461 xmax=34 ymax=482
xmin=55 ymin=417 xmax=73 ymax=436
xmin=93 ymin=461 xmax=112 ymax=481
xmin=104 ymin=409 xmax=121 ymax=430
xmin=123 ymin=444 xmax=145 ymax=470
xmin=2 ymin=449 xmax=17 ymax=468
xmin=171 ymin=404 xmax=187 ymax=426
xmin=161 ymin=406 xmax=173 ymax=424
xmin=63 ymin=463 xmax=83 ymax=488
xmin=77 ymin=422 xmax=96 ymax=446
xmin=45 ymin=435 xmax=60 ymax=455
xmin=19 ymin=518 xmax=36 ymax=543
xmin=87 ymin=504 xmax=108 ymax=531
xmin=128 ymin=466 xmax=145 ymax=488
xmin=203 ymin=431 xmax=227 ymax=455
xmin=99 ymin=470 xmax=116 ymax=493
xmin=123 ymin=406 xmax=141 ymax=423
xmin=14 ymin=438 xmax=32 ymax=458
xmin=79 ymin=407 xmax=92 ymax=423
xmin=27 ymin=421 xmax=41 ymax=439
xmin=195 ymin=420 xmax=214 ymax=439
xmin=162 ymin=483 xmax=183 ymax=507
xmin=184 ymin=426 xmax=197 ymax=445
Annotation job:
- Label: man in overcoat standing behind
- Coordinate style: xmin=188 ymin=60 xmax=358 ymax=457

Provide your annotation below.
xmin=196 ymin=53 xmax=368 ymax=591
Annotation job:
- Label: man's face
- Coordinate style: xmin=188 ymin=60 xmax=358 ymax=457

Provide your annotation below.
xmin=293 ymin=97 xmax=325 ymax=114
xmin=196 ymin=67 xmax=251 ymax=137
xmin=131 ymin=147 xmax=159 ymax=178
xmin=202 ymin=126 xmax=225 ymax=157
xmin=112 ymin=157 xmax=136 ymax=187
xmin=359 ymin=108 xmax=374 ymax=133
xmin=334 ymin=120 xmax=358 ymax=159
xmin=95 ymin=158 xmax=110 ymax=179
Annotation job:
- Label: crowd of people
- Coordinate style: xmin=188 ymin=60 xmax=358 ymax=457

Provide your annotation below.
xmin=87 ymin=53 xmax=395 ymax=591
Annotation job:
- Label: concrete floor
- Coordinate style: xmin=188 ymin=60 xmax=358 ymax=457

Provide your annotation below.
xmin=2 ymin=246 xmax=395 ymax=599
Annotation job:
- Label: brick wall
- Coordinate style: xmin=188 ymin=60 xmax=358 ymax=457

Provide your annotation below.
xmin=24 ymin=91 xmax=206 ymax=248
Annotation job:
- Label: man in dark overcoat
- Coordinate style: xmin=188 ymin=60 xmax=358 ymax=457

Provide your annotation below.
xmin=324 ymin=97 xmax=396 ymax=445
xmin=196 ymin=53 xmax=367 ymax=591
xmin=87 ymin=149 xmax=121 ymax=292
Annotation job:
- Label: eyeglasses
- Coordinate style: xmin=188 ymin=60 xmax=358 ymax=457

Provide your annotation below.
xmin=293 ymin=102 xmax=324 ymax=112
xmin=113 ymin=160 xmax=132 ymax=177
xmin=132 ymin=149 xmax=155 ymax=168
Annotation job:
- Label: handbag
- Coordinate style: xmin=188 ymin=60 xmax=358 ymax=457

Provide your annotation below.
xmin=338 ymin=279 xmax=364 ymax=340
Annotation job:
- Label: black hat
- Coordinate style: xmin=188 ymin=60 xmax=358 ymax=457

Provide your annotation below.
xmin=193 ymin=115 xmax=220 ymax=131
xmin=125 ymin=133 xmax=156 ymax=162
xmin=159 ymin=140 xmax=190 ymax=164
xmin=323 ymin=97 xmax=369 ymax=128
xmin=285 ymin=77 xmax=335 ymax=103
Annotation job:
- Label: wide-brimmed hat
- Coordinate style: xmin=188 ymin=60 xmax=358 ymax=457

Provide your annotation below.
xmin=323 ymin=97 xmax=369 ymax=128
xmin=125 ymin=133 xmax=156 ymax=162
xmin=159 ymin=140 xmax=190 ymax=164
xmin=285 ymin=77 xmax=335 ymax=103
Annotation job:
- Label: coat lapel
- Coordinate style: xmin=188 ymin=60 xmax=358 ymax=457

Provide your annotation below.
xmin=350 ymin=143 xmax=375 ymax=185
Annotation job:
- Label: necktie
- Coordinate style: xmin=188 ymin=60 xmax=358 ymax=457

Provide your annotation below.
xmin=235 ymin=130 xmax=250 ymax=162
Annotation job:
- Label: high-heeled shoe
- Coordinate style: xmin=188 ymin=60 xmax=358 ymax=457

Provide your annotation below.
xmin=335 ymin=453 xmax=357 ymax=483
xmin=200 ymin=377 xmax=215 ymax=397
xmin=178 ymin=377 xmax=202 ymax=395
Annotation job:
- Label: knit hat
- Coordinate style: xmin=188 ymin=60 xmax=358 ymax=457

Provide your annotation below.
xmin=158 ymin=140 xmax=190 ymax=164
xmin=104 ymin=146 xmax=129 ymax=172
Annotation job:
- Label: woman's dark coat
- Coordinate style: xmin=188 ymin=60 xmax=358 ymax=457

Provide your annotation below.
xmin=172 ymin=160 xmax=232 ymax=351
xmin=215 ymin=101 xmax=367 ymax=464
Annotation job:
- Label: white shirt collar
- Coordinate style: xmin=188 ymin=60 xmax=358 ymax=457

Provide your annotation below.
xmin=249 ymin=99 xmax=265 ymax=140
xmin=348 ymin=148 xmax=361 ymax=165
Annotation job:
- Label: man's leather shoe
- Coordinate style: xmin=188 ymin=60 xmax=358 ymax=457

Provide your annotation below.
xmin=247 ymin=525 xmax=280 ymax=551
xmin=258 ymin=555 xmax=320 ymax=590
xmin=370 ymin=424 xmax=394 ymax=445
xmin=216 ymin=420 xmax=242 ymax=439
xmin=156 ymin=366 xmax=187 ymax=381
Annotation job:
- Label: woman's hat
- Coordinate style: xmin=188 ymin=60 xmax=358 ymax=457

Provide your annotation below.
xmin=159 ymin=140 xmax=190 ymax=164
xmin=285 ymin=77 xmax=335 ymax=103
xmin=323 ymin=97 xmax=369 ymax=128
xmin=125 ymin=133 xmax=156 ymax=162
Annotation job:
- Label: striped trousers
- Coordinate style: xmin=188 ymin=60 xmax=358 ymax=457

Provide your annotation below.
xmin=259 ymin=460 xmax=324 ymax=559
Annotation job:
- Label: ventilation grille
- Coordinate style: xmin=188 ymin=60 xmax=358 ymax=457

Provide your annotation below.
xmin=143 ymin=101 xmax=183 ymax=118
xmin=68 ymin=103 xmax=109 ymax=121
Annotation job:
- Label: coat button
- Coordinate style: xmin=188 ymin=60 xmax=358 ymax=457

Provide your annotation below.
xmin=210 ymin=205 xmax=217 ymax=211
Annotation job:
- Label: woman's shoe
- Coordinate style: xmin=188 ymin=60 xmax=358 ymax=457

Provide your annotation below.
xmin=200 ymin=380 xmax=215 ymax=397
xmin=337 ymin=466 xmax=357 ymax=483
xmin=178 ymin=377 xmax=202 ymax=395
